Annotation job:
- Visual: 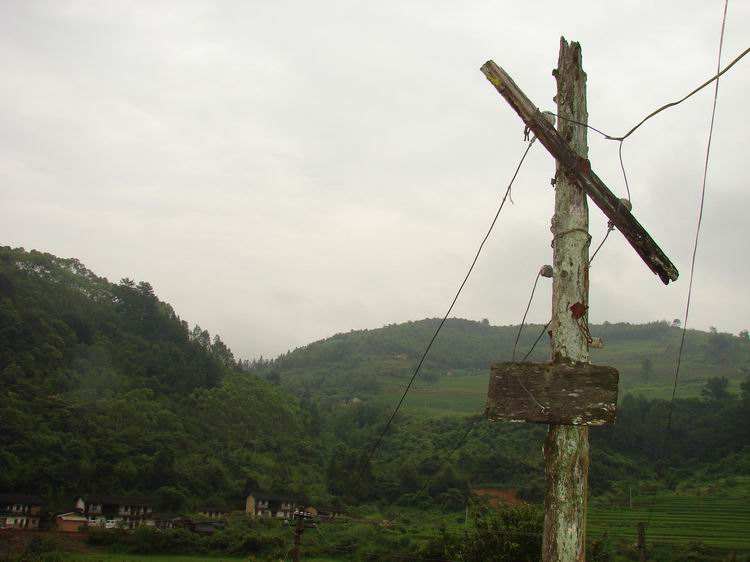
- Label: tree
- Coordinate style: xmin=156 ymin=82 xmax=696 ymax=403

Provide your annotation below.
xmin=640 ymin=357 xmax=653 ymax=381
xmin=671 ymin=318 xmax=681 ymax=328
xmin=701 ymin=377 xmax=731 ymax=402
xmin=451 ymin=503 xmax=543 ymax=562
xmin=706 ymin=328 xmax=732 ymax=362
xmin=211 ymin=334 xmax=235 ymax=368
xmin=739 ymin=329 xmax=749 ymax=341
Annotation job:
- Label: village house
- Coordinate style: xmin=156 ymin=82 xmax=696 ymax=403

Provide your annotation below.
xmin=73 ymin=495 xmax=155 ymax=529
xmin=312 ymin=505 xmax=343 ymax=521
xmin=0 ymin=494 xmax=43 ymax=530
xmin=244 ymin=492 xmax=342 ymax=521
xmin=197 ymin=506 xmax=231 ymax=520
xmin=56 ymin=512 xmax=88 ymax=533
xmin=245 ymin=492 xmax=303 ymax=519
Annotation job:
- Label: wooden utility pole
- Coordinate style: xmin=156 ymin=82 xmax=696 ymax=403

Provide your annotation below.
xmin=636 ymin=522 xmax=647 ymax=562
xmin=543 ymin=38 xmax=591 ymax=562
xmin=480 ymin=36 xmax=677 ymax=562
xmin=292 ymin=515 xmax=304 ymax=562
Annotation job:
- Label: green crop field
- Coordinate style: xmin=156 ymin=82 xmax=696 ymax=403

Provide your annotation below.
xmin=380 ymin=372 xmax=488 ymax=416
xmin=64 ymin=554 xmax=334 ymax=562
xmin=65 ymin=553 xmax=247 ymax=562
xmin=589 ymin=495 xmax=750 ymax=550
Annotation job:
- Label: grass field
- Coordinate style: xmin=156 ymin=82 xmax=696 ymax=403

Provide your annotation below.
xmin=60 ymin=554 xmax=333 ymax=562
xmin=589 ymin=495 xmax=750 ymax=550
xmin=65 ymin=554 xmax=247 ymax=562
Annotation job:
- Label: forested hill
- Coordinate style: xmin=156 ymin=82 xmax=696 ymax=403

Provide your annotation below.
xmin=2 ymin=245 xmax=749 ymax=518
xmin=266 ymin=317 xmax=750 ymax=408
xmin=0 ymin=246 xmax=321 ymax=511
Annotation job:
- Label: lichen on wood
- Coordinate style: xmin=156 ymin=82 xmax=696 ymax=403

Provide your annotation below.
xmin=543 ymin=37 xmax=590 ymax=562
xmin=485 ymin=361 xmax=618 ymax=426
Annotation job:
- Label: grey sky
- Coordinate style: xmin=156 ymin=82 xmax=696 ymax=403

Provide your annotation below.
xmin=2 ymin=1 xmax=748 ymax=359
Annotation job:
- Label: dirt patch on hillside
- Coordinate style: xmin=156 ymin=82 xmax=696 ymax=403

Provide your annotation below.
xmin=472 ymin=487 xmax=524 ymax=508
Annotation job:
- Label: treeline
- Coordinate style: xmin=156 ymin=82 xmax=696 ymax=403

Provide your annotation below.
xmin=288 ymin=373 xmax=750 ymax=510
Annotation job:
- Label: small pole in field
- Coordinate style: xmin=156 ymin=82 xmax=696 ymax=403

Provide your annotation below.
xmin=636 ymin=522 xmax=647 ymax=562
xmin=292 ymin=513 xmax=304 ymax=562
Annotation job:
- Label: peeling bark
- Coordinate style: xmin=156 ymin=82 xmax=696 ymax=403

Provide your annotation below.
xmin=543 ymin=37 xmax=590 ymax=562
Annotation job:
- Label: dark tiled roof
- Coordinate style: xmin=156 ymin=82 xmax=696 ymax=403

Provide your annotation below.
xmin=248 ymin=492 xmax=304 ymax=503
xmin=1 ymin=510 xmax=40 ymax=517
xmin=315 ymin=506 xmax=344 ymax=513
xmin=78 ymin=495 xmax=153 ymax=505
xmin=0 ymin=494 xmax=43 ymax=505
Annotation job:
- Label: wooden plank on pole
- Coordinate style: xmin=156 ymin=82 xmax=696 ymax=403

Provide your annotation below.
xmin=485 ymin=362 xmax=618 ymax=426
xmin=480 ymin=60 xmax=679 ymax=285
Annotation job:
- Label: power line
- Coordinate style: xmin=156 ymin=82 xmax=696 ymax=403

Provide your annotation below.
xmin=512 ymin=269 xmax=543 ymax=361
xmin=646 ymin=0 xmax=729 ymax=531
xmin=365 ymin=138 xmax=537 ymax=463
xmin=617 ymin=140 xmax=631 ymax=202
xmin=521 ymin=321 xmax=551 ymax=362
xmin=414 ymin=413 xmax=483 ymax=499
xmin=589 ymin=224 xmax=614 ymax=265
xmin=617 ymin=41 xmax=741 ymax=141
xmin=551 ymin=43 xmax=746 ymax=207
xmin=550 ymin=43 xmax=747 ymax=143
xmin=666 ymin=0 xmax=728 ymax=431
xmin=519 ymin=222 xmax=615 ymax=361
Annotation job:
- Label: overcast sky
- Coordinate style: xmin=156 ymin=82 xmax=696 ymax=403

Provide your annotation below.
xmin=1 ymin=1 xmax=748 ymax=359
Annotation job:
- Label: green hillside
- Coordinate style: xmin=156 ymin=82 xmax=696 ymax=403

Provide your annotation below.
xmin=266 ymin=317 xmax=750 ymax=416
xmin=0 ymin=246 xmax=324 ymax=511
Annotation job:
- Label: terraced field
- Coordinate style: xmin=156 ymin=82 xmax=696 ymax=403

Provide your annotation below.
xmin=589 ymin=495 xmax=750 ymax=550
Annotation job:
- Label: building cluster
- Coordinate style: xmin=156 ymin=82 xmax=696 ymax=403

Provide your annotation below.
xmin=0 ymin=492 xmax=341 ymax=533
xmin=0 ymin=495 xmax=43 ymax=530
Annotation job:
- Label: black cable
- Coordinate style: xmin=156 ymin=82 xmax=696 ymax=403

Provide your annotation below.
xmin=618 ymin=140 xmax=631 ymax=202
xmin=521 ymin=321 xmax=551 ymax=362
xmin=618 ymin=42 xmax=741 ymax=141
xmin=365 ymin=139 xmax=537 ymax=463
xmin=414 ymin=414 xmax=482 ymax=498
xmin=551 ymin=44 xmax=746 ymax=208
xmin=589 ymin=226 xmax=614 ymax=266
xmin=666 ymin=0 xmax=727 ymax=432
xmin=520 ymin=223 xmax=610 ymax=361
xmin=512 ymin=271 xmax=542 ymax=361
xmin=646 ymin=0 xmax=729 ymax=532
xmin=550 ymin=44 xmax=747 ymax=143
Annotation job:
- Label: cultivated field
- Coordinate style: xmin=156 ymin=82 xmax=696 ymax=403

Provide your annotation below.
xmin=588 ymin=494 xmax=750 ymax=550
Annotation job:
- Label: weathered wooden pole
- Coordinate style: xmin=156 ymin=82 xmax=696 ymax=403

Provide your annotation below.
xmin=636 ymin=522 xmax=647 ymax=562
xmin=543 ymin=37 xmax=591 ymax=562
xmin=479 ymin=34 xmax=677 ymax=562
xmin=292 ymin=515 xmax=303 ymax=562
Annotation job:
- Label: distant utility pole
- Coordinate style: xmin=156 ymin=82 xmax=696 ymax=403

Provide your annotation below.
xmin=636 ymin=522 xmax=647 ymax=562
xmin=292 ymin=515 xmax=304 ymax=562
xmin=480 ymin=37 xmax=677 ymax=562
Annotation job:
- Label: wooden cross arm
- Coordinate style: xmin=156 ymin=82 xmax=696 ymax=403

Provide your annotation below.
xmin=485 ymin=362 xmax=619 ymax=426
xmin=480 ymin=60 xmax=679 ymax=285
